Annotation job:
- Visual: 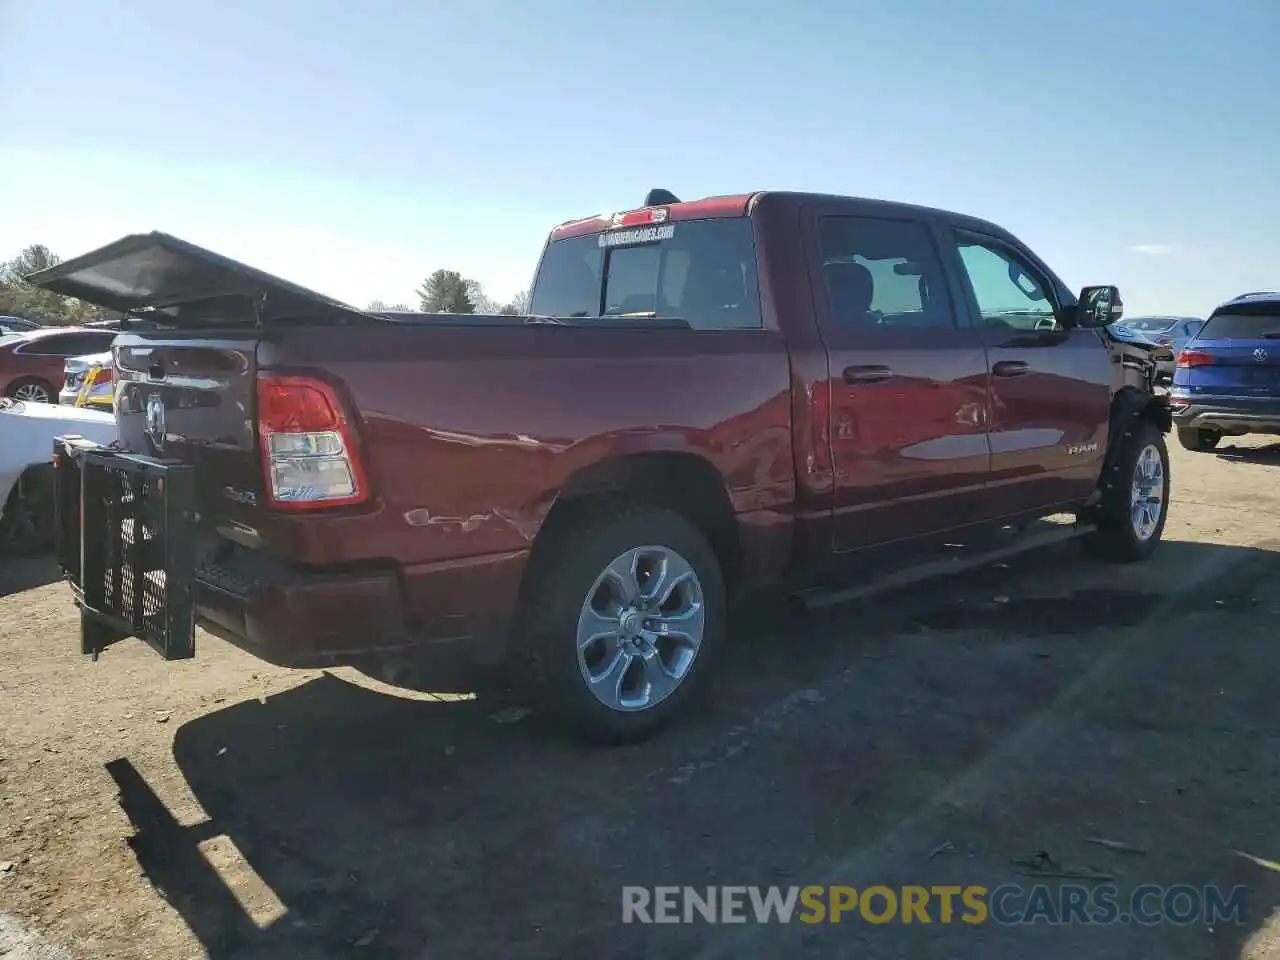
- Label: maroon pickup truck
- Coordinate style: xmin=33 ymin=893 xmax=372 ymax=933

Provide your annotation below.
xmin=32 ymin=189 xmax=1170 ymax=742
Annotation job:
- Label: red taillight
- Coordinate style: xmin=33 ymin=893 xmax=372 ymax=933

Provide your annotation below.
xmin=1176 ymin=350 xmax=1214 ymax=368
xmin=256 ymin=374 xmax=368 ymax=510
xmin=259 ymin=378 xmax=340 ymax=431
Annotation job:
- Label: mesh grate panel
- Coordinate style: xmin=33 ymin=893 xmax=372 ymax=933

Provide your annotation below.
xmin=52 ymin=444 xmax=83 ymax=580
xmin=63 ymin=445 xmax=196 ymax=660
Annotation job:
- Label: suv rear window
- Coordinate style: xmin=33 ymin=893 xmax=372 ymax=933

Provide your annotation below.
xmin=529 ymin=218 xmax=762 ymax=330
xmin=1198 ymin=312 xmax=1280 ymax=340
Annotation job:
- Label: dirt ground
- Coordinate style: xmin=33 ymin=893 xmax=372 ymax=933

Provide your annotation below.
xmin=2 ymin=438 xmax=1279 ymax=960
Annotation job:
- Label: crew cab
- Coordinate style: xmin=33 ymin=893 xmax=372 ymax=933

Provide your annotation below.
xmin=30 ymin=190 xmax=1171 ymax=742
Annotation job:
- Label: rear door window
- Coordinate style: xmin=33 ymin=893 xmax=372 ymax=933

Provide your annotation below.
xmin=1197 ymin=312 xmax=1280 ymax=340
xmin=816 ymin=216 xmax=955 ymax=328
xmin=529 ymin=218 xmax=762 ymax=330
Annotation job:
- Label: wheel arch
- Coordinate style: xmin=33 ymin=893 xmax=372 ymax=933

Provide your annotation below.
xmin=1102 ymin=388 xmax=1171 ymax=481
xmin=5 ymin=375 xmax=57 ymax=401
xmin=522 ymin=450 xmax=741 ymax=603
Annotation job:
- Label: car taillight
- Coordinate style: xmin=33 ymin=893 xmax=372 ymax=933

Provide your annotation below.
xmin=1176 ymin=350 xmax=1214 ymax=368
xmin=256 ymin=374 xmax=368 ymax=510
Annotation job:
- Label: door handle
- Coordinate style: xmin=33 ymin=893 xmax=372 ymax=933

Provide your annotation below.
xmin=992 ymin=360 xmax=1030 ymax=378
xmin=843 ymin=365 xmax=893 ymax=385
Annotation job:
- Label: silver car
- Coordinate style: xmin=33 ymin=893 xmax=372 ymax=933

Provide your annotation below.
xmin=1119 ymin=316 xmax=1204 ymax=381
xmin=59 ymin=350 xmax=115 ymax=410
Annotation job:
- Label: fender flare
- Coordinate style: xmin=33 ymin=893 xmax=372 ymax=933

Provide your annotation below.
xmin=1099 ymin=389 xmax=1172 ymax=491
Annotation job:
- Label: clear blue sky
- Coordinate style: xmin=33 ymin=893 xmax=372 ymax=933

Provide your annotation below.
xmin=1 ymin=0 xmax=1276 ymax=315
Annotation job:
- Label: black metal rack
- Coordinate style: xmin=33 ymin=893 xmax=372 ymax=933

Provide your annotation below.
xmin=52 ymin=437 xmax=197 ymax=660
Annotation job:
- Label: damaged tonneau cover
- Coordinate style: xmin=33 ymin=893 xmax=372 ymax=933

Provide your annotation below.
xmin=25 ymin=231 xmax=370 ymax=324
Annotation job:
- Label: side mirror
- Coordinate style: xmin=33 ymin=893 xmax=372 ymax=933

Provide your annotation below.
xmin=1074 ymin=285 xmax=1123 ymax=328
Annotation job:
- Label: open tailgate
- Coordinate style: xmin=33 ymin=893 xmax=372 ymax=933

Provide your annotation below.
xmin=26 ymin=231 xmax=368 ymax=322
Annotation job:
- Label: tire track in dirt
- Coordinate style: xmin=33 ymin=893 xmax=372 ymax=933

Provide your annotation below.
xmin=692 ymin=539 xmax=1280 ymax=960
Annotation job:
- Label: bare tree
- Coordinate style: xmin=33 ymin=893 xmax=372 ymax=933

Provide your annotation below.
xmin=498 ymin=289 xmax=530 ymax=315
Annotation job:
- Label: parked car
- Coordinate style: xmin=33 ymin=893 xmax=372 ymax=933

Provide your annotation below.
xmin=0 ymin=396 xmax=117 ymax=553
xmin=1170 ymin=291 xmax=1280 ymax=451
xmin=31 ymin=193 xmax=1171 ymax=742
xmin=1116 ymin=316 xmax=1204 ymax=381
xmin=58 ymin=351 xmax=114 ymax=410
xmin=0 ymin=327 xmax=118 ymax=403
xmin=0 ymin=316 xmax=42 ymax=335
xmin=83 ymin=317 xmax=163 ymax=331
xmin=1105 ymin=321 xmax=1171 ymax=387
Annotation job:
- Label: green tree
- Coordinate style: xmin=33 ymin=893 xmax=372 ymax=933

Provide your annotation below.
xmin=417 ymin=270 xmax=475 ymax=314
xmin=0 ymin=244 xmax=106 ymax=325
xmin=2 ymin=244 xmax=59 ymax=279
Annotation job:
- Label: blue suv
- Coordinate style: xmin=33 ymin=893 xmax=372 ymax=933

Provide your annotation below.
xmin=1171 ymin=291 xmax=1280 ymax=450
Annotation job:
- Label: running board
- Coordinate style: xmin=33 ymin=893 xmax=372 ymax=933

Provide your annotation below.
xmin=792 ymin=522 xmax=1094 ymax=613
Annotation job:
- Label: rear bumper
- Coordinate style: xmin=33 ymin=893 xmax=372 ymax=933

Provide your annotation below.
xmin=195 ymin=548 xmax=527 ymax=669
xmin=51 ymin=437 xmax=527 ymax=670
xmin=1170 ymin=396 xmax=1280 ymax=434
xmin=196 ymin=556 xmax=409 ymax=667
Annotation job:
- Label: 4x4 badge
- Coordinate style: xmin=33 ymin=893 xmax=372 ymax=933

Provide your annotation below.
xmin=1254 ymin=348 xmax=1269 ymax=364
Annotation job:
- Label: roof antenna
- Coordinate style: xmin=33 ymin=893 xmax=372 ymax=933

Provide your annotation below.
xmin=644 ymin=188 xmax=680 ymax=206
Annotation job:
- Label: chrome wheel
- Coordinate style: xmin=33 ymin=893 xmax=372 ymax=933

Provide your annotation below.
xmin=576 ymin=545 xmax=705 ymax=713
xmin=12 ymin=382 xmax=50 ymax=403
xmin=1130 ymin=444 xmax=1165 ymax=541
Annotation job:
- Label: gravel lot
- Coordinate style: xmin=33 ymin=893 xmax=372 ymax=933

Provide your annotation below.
xmin=2 ymin=438 xmax=1279 ymax=960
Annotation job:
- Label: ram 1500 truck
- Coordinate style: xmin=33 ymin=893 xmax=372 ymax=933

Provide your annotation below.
xmin=32 ymin=189 xmax=1171 ymax=742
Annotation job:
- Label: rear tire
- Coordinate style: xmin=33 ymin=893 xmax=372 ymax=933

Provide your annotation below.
xmin=1088 ymin=420 xmax=1170 ymax=562
xmin=520 ymin=505 xmax=726 ymax=744
xmin=5 ymin=377 xmax=54 ymax=404
xmin=1176 ymin=426 xmax=1220 ymax=451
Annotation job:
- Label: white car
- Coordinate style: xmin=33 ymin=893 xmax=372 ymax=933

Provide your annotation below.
xmin=0 ymin=397 xmax=117 ymax=553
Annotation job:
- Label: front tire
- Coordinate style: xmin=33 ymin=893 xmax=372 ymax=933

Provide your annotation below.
xmin=521 ymin=505 xmax=726 ymax=744
xmin=1088 ymin=420 xmax=1170 ymax=562
xmin=1176 ymin=426 xmax=1220 ymax=452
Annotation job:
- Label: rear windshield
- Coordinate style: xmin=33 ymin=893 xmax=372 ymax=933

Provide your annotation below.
xmin=1198 ymin=312 xmax=1280 ymax=340
xmin=1126 ymin=317 xmax=1178 ymax=333
xmin=529 ymin=218 xmax=762 ymax=330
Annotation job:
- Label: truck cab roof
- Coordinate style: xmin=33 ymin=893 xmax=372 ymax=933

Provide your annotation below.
xmin=550 ymin=190 xmax=1020 ymax=246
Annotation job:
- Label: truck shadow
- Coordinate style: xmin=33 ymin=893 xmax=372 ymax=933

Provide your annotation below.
xmin=0 ymin=554 xmax=61 ymax=598
xmin=105 ymin=538 xmax=1280 ymax=960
